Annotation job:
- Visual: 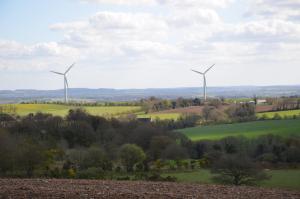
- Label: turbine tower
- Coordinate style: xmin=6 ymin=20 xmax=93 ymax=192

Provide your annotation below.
xmin=50 ymin=63 xmax=75 ymax=103
xmin=191 ymin=64 xmax=215 ymax=101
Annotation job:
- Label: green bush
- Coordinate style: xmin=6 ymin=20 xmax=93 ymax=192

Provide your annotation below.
xmin=273 ymin=113 xmax=282 ymax=120
xmin=116 ymin=176 xmax=131 ymax=181
xmin=76 ymin=167 xmax=105 ymax=179
xmin=211 ymin=154 xmax=270 ymax=186
xmin=258 ymin=153 xmax=278 ymax=163
xmin=133 ymin=171 xmax=177 ymax=182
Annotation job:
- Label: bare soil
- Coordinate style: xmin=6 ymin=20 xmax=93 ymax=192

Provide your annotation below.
xmin=255 ymin=105 xmax=276 ymax=113
xmin=0 ymin=179 xmax=299 ymax=199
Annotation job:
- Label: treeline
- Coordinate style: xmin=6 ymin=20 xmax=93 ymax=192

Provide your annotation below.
xmin=140 ymin=97 xmax=225 ymax=113
xmin=0 ymin=109 xmax=299 ymax=184
xmin=266 ymin=97 xmax=300 ymax=111
xmin=192 ymin=135 xmax=300 ymax=168
xmin=0 ymin=109 xmax=191 ymax=178
xmin=195 ymin=103 xmax=256 ymax=125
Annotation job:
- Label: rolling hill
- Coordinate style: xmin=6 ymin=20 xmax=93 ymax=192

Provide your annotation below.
xmin=178 ymin=119 xmax=300 ymax=141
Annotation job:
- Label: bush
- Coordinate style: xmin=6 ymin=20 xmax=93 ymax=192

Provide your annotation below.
xmin=211 ymin=154 xmax=270 ymax=186
xmin=76 ymin=167 xmax=105 ymax=179
xmin=259 ymin=114 xmax=268 ymax=120
xmin=273 ymin=113 xmax=282 ymax=120
xmin=258 ymin=153 xmax=278 ymax=163
xmin=132 ymin=171 xmax=177 ymax=182
xmin=162 ymin=144 xmax=188 ymax=160
xmin=116 ymin=176 xmax=130 ymax=181
xmin=119 ymin=144 xmax=146 ymax=172
xmin=226 ymin=103 xmax=256 ymax=122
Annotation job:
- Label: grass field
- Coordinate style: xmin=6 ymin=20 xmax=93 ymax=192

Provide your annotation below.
xmin=178 ymin=119 xmax=300 ymax=141
xmin=162 ymin=169 xmax=300 ymax=190
xmin=257 ymin=109 xmax=300 ymax=118
xmin=0 ymin=104 xmax=141 ymax=117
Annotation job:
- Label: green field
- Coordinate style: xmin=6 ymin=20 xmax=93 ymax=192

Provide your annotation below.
xmin=0 ymin=103 xmax=183 ymax=120
xmin=178 ymin=119 xmax=300 ymax=141
xmin=257 ymin=109 xmax=300 ymax=119
xmin=0 ymin=104 xmax=141 ymax=117
xmin=162 ymin=169 xmax=300 ymax=190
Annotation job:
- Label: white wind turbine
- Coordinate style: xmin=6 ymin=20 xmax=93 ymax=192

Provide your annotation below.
xmin=191 ymin=64 xmax=215 ymax=101
xmin=50 ymin=63 xmax=75 ymax=103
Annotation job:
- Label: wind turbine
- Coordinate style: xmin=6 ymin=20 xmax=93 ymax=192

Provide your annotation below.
xmin=191 ymin=64 xmax=215 ymax=101
xmin=50 ymin=63 xmax=75 ymax=103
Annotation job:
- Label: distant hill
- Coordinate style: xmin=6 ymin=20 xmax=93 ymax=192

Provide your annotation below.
xmin=0 ymin=85 xmax=300 ymax=103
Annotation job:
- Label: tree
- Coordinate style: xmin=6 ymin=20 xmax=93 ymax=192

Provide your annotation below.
xmin=211 ymin=154 xmax=270 ymax=186
xmin=202 ymin=105 xmax=226 ymax=122
xmin=82 ymin=147 xmax=112 ymax=171
xmin=226 ymin=103 xmax=256 ymax=122
xmin=161 ymin=143 xmax=188 ymax=160
xmin=149 ymin=136 xmax=174 ymax=160
xmin=128 ymin=124 xmax=163 ymax=149
xmin=0 ymin=130 xmax=16 ymax=174
xmin=119 ymin=144 xmax=146 ymax=172
xmin=63 ymin=121 xmax=95 ymax=147
xmin=67 ymin=148 xmax=89 ymax=170
xmin=253 ymin=95 xmax=258 ymax=105
xmin=17 ymin=139 xmax=50 ymax=177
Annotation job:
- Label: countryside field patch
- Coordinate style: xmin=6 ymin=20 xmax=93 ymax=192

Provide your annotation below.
xmin=0 ymin=104 xmax=141 ymax=117
xmin=137 ymin=113 xmax=181 ymax=120
xmin=1 ymin=179 xmax=299 ymax=199
xmin=178 ymin=119 xmax=300 ymax=141
xmin=257 ymin=109 xmax=300 ymax=119
xmin=162 ymin=170 xmax=300 ymax=190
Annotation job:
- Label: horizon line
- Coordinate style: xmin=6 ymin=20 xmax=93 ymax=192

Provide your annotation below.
xmin=1 ymin=84 xmax=300 ymax=92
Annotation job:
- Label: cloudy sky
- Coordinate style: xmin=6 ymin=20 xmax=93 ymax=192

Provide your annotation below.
xmin=0 ymin=0 xmax=300 ymax=90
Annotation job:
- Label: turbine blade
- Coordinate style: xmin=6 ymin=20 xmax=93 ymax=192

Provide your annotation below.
xmin=191 ymin=69 xmax=204 ymax=75
xmin=50 ymin=71 xmax=64 ymax=75
xmin=204 ymin=64 xmax=215 ymax=74
xmin=64 ymin=63 xmax=75 ymax=74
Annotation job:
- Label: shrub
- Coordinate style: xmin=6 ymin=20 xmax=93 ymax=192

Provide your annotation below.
xmin=119 ymin=144 xmax=146 ymax=172
xmin=146 ymin=172 xmax=177 ymax=182
xmin=211 ymin=154 xmax=270 ymax=186
xmin=76 ymin=167 xmax=105 ymax=179
xmin=257 ymin=153 xmax=278 ymax=163
xmin=273 ymin=113 xmax=282 ymax=120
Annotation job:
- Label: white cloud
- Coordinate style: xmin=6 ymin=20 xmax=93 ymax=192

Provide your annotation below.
xmin=80 ymin=0 xmax=155 ymax=5
xmin=0 ymin=40 xmax=78 ymax=59
xmin=50 ymin=11 xmax=171 ymax=59
xmin=156 ymin=0 xmax=234 ymax=9
xmin=246 ymin=0 xmax=300 ymax=20
xmin=0 ymin=40 xmax=79 ymax=72
xmin=211 ymin=19 xmax=300 ymax=43
xmin=89 ymin=12 xmax=167 ymax=34
xmin=81 ymin=0 xmax=235 ymax=9
xmin=167 ymin=8 xmax=221 ymax=27
xmin=1 ymin=0 xmax=300 ymax=89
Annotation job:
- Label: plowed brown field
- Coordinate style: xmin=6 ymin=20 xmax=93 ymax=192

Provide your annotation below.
xmin=0 ymin=179 xmax=299 ymax=199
